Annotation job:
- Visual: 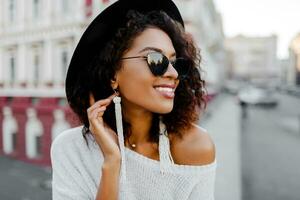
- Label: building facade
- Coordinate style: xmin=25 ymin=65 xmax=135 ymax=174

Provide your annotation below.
xmin=174 ymin=0 xmax=226 ymax=93
xmin=288 ymin=33 xmax=300 ymax=86
xmin=225 ymin=35 xmax=279 ymax=86
xmin=0 ymin=0 xmax=225 ymax=166
xmin=0 ymin=0 xmax=225 ymax=95
xmin=0 ymin=0 xmax=110 ymax=96
xmin=0 ymin=0 xmax=110 ymax=165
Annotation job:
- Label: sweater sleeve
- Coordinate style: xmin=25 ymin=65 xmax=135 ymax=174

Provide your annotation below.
xmin=51 ymin=134 xmax=92 ymax=200
xmin=187 ymin=169 xmax=216 ymax=200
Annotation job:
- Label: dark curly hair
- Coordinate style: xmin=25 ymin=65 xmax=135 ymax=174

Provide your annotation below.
xmin=70 ymin=10 xmax=206 ymax=143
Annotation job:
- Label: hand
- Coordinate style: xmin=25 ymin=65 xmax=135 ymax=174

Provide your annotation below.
xmin=88 ymin=93 xmax=121 ymax=162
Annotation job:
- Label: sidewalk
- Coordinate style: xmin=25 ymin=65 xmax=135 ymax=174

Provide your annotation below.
xmin=200 ymin=93 xmax=242 ymax=200
xmin=0 ymin=156 xmax=51 ymax=200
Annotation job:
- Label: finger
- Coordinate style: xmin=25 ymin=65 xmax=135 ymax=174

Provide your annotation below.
xmin=87 ymin=98 xmax=111 ymax=113
xmin=91 ymin=95 xmax=116 ymax=107
xmin=88 ymin=106 xmax=106 ymax=119
xmin=87 ymin=93 xmax=118 ymax=115
xmin=89 ymin=93 xmax=112 ymax=107
xmin=108 ymin=93 xmax=118 ymax=100
xmin=93 ymin=107 xmax=106 ymax=119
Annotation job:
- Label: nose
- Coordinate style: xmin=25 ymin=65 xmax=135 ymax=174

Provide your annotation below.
xmin=163 ymin=62 xmax=178 ymax=79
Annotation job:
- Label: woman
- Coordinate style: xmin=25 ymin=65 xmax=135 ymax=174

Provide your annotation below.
xmin=51 ymin=0 xmax=216 ymax=199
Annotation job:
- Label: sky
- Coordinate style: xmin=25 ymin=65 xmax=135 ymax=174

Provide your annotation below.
xmin=214 ymin=0 xmax=300 ymax=59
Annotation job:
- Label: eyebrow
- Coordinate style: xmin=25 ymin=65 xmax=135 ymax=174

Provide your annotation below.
xmin=138 ymin=47 xmax=176 ymax=57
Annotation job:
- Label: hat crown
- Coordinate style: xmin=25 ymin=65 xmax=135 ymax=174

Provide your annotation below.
xmin=118 ymin=0 xmax=175 ymax=12
xmin=118 ymin=0 xmax=166 ymax=3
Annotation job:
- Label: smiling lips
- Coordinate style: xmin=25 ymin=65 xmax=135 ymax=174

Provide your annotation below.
xmin=154 ymin=84 xmax=176 ymax=99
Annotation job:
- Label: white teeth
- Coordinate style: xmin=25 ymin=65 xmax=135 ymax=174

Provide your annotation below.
xmin=155 ymin=87 xmax=174 ymax=92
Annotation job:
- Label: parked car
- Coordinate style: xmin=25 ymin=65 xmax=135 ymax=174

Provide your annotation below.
xmin=286 ymin=86 xmax=300 ymax=97
xmin=224 ymin=80 xmax=246 ymax=95
xmin=237 ymin=87 xmax=278 ymax=107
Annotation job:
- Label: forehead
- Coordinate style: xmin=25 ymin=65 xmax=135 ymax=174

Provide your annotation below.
xmin=126 ymin=27 xmax=176 ymax=56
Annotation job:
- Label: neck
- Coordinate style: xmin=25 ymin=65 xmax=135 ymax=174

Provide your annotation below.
xmin=122 ymin=103 xmax=153 ymax=145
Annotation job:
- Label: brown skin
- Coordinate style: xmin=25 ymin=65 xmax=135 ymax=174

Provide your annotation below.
xmin=124 ymin=124 xmax=216 ymax=165
xmin=169 ymin=124 xmax=215 ymax=166
xmin=89 ymin=27 xmax=215 ymax=200
xmin=88 ymin=94 xmax=121 ymax=200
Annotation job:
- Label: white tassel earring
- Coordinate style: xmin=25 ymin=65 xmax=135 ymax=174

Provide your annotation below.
xmin=112 ymin=89 xmax=127 ymax=184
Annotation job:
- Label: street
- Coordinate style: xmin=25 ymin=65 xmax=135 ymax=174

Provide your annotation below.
xmin=241 ymin=93 xmax=300 ymax=200
xmin=0 ymin=156 xmax=51 ymax=200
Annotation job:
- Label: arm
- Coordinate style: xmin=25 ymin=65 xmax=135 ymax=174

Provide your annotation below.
xmin=51 ymin=132 xmax=122 ymax=200
xmin=88 ymin=94 xmax=122 ymax=200
xmin=96 ymin=159 xmax=121 ymax=200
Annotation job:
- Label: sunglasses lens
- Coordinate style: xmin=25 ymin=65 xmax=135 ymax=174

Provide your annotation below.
xmin=147 ymin=52 xmax=169 ymax=76
xmin=172 ymin=58 xmax=190 ymax=78
xmin=147 ymin=52 xmax=190 ymax=78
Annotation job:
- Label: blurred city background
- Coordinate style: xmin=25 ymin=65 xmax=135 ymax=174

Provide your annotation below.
xmin=0 ymin=0 xmax=299 ymax=200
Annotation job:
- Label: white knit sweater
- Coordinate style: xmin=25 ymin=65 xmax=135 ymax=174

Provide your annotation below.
xmin=51 ymin=126 xmax=217 ymax=200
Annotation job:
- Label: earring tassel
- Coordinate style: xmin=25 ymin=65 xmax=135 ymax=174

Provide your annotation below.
xmin=113 ymin=96 xmax=127 ymax=185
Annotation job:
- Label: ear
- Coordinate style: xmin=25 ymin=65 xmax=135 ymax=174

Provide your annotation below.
xmin=110 ymin=75 xmax=118 ymax=89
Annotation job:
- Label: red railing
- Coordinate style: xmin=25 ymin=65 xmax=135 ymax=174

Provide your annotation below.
xmin=0 ymin=97 xmax=80 ymax=166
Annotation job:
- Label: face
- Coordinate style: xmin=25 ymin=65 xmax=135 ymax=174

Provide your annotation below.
xmin=114 ymin=27 xmax=180 ymax=114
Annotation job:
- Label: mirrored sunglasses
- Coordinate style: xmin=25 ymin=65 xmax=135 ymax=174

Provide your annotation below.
xmin=121 ymin=52 xmax=190 ymax=79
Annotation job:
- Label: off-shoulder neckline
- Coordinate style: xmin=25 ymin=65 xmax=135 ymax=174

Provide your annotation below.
xmin=124 ymin=146 xmax=216 ymax=173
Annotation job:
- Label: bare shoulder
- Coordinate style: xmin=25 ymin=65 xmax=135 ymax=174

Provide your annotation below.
xmin=170 ymin=123 xmax=216 ymax=166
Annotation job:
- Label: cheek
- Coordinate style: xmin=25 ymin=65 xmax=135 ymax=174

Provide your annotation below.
xmin=119 ymin=77 xmax=175 ymax=113
xmin=117 ymin=66 xmax=174 ymax=113
xmin=119 ymin=70 xmax=154 ymax=101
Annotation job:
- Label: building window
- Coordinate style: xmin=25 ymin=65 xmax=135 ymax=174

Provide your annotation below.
xmin=9 ymin=55 xmax=16 ymax=84
xmin=8 ymin=0 xmax=17 ymax=23
xmin=61 ymin=50 xmax=69 ymax=79
xmin=32 ymin=0 xmax=41 ymax=19
xmin=61 ymin=0 xmax=70 ymax=14
xmin=33 ymin=53 xmax=40 ymax=85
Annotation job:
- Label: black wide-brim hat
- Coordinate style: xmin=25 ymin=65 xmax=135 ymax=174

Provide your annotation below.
xmin=65 ymin=0 xmax=184 ymax=102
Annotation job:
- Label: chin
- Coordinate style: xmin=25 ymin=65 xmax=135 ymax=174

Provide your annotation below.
xmin=152 ymin=105 xmax=174 ymax=114
xmin=159 ymin=110 xmax=173 ymax=114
